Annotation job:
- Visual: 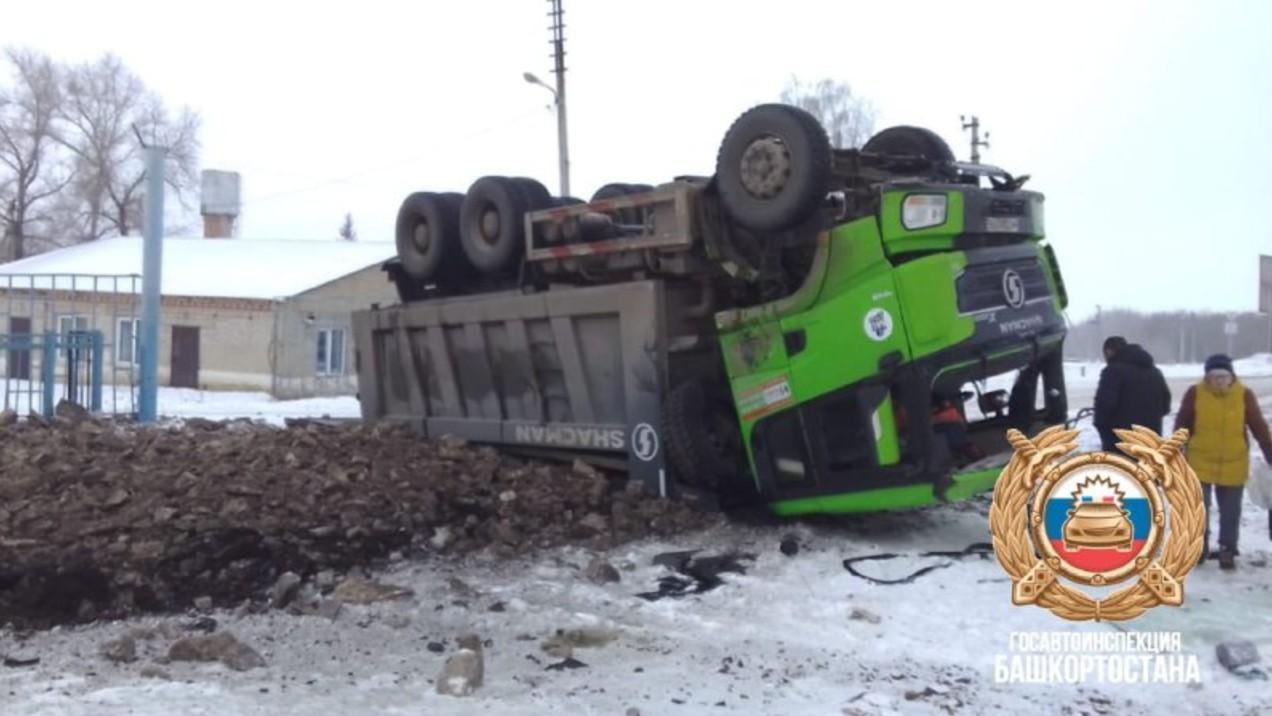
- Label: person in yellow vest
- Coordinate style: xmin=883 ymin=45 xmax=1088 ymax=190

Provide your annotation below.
xmin=1173 ymin=354 xmax=1272 ymax=570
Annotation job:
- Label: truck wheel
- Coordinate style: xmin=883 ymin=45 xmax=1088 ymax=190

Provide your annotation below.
xmin=590 ymin=183 xmax=646 ymax=225
xmin=395 ymin=191 xmax=468 ymax=281
xmin=590 ymin=183 xmax=633 ymax=202
xmin=664 ymin=381 xmax=745 ymax=493
xmin=556 ymin=196 xmax=586 ymax=207
xmin=460 ymin=176 xmax=529 ymax=275
xmin=862 ymin=126 xmax=955 ymax=162
xmin=715 ymin=103 xmax=832 ymax=233
xmin=512 ymin=177 xmax=554 ymax=211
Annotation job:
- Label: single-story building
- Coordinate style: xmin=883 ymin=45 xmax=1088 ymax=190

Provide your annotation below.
xmin=0 ymin=235 xmax=399 ymax=399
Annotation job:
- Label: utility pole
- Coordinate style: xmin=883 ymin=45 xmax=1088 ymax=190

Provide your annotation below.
xmin=960 ymin=115 xmax=990 ymax=164
xmin=523 ymin=0 xmax=570 ymax=197
xmin=135 ymin=128 xmax=166 ymax=424
xmin=549 ymin=0 xmax=569 ymax=197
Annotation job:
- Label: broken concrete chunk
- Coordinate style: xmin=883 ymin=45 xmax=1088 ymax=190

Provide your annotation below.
xmin=100 ymin=635 xmax=138 ymax=664
xmin=584 ymin=557 xmax=621 ymax=585
xmin=1216 ymin=640 xmax=1261 ymax=672
xmin=436 ymin=634 xmax=484 ymax=697
xmin=331 ymin=577 xmax=414 ymax=605
xmin=270 ymin=572 xmax=303 ymax=609
xmin=850 ymin=607 xmax=882 ymax=625
xmin=167 ymin=632 xmax=265 ymax=672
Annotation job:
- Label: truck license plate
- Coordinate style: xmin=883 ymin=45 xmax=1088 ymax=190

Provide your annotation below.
xmin=986 ymin=216 xmax=1022 ymax=233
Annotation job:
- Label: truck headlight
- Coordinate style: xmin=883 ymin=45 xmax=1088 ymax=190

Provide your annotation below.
xmin=901 ymin=194 xmax=947 ymax=230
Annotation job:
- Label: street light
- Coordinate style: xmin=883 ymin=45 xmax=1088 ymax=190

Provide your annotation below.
xmin=524 ymin=71 xmax=570 ymax=197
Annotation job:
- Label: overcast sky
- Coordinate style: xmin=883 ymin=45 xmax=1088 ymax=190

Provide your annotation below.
xmin=3 ymin=0 xmax=1269 ymax=322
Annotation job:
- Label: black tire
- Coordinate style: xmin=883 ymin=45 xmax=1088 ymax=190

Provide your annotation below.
xmin=459 ymin=176 xmax=529 ymax=275
xmin=715 ymin=103 xmax=832 ymax=233
xmin=862 ymin=126 xmax=955 ymax=162
xmin=622 ymin=183 xmax=654 ymax=195
xmin=664 ymin=381 xmax=746 ymax=494
xmin=511 ymin=177 xmax=554 ymax=211
xmin=589 ymin=183 xmax=634 ymax=202
xmin=394 ymin=191 xmax=468 ymax=281
xmin=590 ymin=182 xmax=647 ymax=225
xmin=556 ymin=196 xmax=586 ymax=207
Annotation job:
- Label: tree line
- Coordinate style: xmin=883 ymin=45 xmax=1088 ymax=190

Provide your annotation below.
xmin=0 ymin=48 xmax=201 ymax=262
xmin=1065 ymin=309 xmax=1272 ymax=363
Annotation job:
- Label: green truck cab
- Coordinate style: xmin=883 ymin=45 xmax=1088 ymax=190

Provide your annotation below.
xmin=709 ymin=132 xmax=1068 ymax=514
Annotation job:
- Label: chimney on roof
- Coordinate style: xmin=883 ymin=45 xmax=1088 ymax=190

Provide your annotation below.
xmin=200 ymin=169 xmax=241 ymax=239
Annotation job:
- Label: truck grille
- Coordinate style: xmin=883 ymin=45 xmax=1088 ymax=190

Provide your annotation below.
xmin=956 ymin=258 xmax=1050 ymax=314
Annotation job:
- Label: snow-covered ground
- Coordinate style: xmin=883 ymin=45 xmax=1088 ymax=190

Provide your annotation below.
xmin=154 ymin=388 xmax=360 ymax=425
xmin=3 ymin=357 xmax=1272 ymax=715
xmin=0 ymin=383 xmax=360 ymax=426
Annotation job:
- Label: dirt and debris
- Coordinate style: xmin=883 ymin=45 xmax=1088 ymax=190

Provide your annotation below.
xmin=0 ymin=418 xmax=712 ymax=630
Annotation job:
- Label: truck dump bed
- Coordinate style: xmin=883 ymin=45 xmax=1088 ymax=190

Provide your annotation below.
xmin=352 ymin=279 xmax=677 ymax=493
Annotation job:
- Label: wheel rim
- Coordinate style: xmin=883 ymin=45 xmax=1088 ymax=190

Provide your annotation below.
xmin=411 ymin=221 xmax=431 ymax=253
xmin=739 ymin=135 xmax=792 ymax=199
xmin=479 ymin=205 xmax=501 ymax=246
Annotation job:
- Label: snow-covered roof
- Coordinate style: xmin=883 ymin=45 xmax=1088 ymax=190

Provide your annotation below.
xmin=0 ymin=237 xmax=395 ymax=300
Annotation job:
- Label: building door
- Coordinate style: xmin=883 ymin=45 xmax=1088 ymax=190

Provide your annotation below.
xmin=170 ymin=325 xmax=200 ymax=388
xmin=7 ymin=317 xmax=32 ymax=381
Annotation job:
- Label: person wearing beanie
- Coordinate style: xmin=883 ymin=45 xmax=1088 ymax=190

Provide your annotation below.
xmin=1094 ymin=336 xmax=1172 ymax=455
xmin=1174 ymin=353 xmax=1272 ymax=570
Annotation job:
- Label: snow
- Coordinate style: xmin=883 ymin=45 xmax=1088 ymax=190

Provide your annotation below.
xmin=0 ymin=237 xmax=395 ymax=300
xmin=2 ymin=360 xmax=1272 ymax=714
xmin=156 ymin=388 xmax=361 ymax=425
xmin=1 ymin=383 xmax=361 ymax=426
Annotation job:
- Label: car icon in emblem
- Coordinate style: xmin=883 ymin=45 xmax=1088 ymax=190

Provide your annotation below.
xmin=1062 ymin=501 xmax=1134 ymax=552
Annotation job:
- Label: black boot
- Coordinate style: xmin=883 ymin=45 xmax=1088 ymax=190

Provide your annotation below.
xmin=1219 ymin=548 xmax=1236 ymax=571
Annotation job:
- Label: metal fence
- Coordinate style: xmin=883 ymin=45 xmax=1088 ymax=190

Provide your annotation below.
xmin=0 ymin=273 xmax=142 ymax=417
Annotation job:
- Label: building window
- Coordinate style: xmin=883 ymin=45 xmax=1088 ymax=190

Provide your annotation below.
xmin=116 ymin=318 xmax=140 ymax=365
xmin=317 ymin=328 xmax=346 ymax=376
xmin=58 ymin=314 xmax=88 ymax=336
xmin=56 ymin=314 xmax=89 ymax=355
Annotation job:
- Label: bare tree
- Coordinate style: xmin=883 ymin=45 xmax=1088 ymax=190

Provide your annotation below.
xmin=339 ymin=212 xmax=356 ymax=241
xmin=780 ymin=76 xmax=877 ymax=149
xmin=56 ymin=54 xmax=200 ymax=240
xmin=0 ymin=48 xmax=70 ymax=260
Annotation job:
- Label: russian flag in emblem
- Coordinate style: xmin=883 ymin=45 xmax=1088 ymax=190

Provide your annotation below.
xmin=1043 ymin=472 xmax=1151 ymax=573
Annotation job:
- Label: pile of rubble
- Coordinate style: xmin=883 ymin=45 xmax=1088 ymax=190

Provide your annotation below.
xmin=0 ymin=409 xmax=712 ymax=629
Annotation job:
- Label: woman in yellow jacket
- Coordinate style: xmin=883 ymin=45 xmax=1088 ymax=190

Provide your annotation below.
xmin=1174 ymin=354 xmax=1272 ymax=570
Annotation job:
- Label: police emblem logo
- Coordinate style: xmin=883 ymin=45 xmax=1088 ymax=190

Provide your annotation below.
xmin=989 ymin=425 xmax=1205 ymax=621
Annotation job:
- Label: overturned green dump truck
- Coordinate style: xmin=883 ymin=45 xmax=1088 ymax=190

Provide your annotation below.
xmin=351 ymin=103 xmax=1070 ymax=515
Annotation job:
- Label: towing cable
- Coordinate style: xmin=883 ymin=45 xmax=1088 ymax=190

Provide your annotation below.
xmin=842 ymin=542 xmax=995 ymax=585
xmin=843 ymin=408 xmax=1096 ymax=586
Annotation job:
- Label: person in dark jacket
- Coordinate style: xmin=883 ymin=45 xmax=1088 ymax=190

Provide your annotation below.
xmin=1093 ymin=336 xmax=1172 ymax=454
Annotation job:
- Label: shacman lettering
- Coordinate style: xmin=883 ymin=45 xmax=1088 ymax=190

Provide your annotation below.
xmin=513 ymin=425 xmax=625 ymax=450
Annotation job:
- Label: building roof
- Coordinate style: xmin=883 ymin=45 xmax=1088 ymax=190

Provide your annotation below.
xmin=0 ymin=237 xmax=395 ymax=300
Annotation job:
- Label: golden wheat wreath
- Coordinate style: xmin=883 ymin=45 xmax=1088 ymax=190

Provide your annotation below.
xmin=989 ymin=425 xmax=1205 ymax=621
